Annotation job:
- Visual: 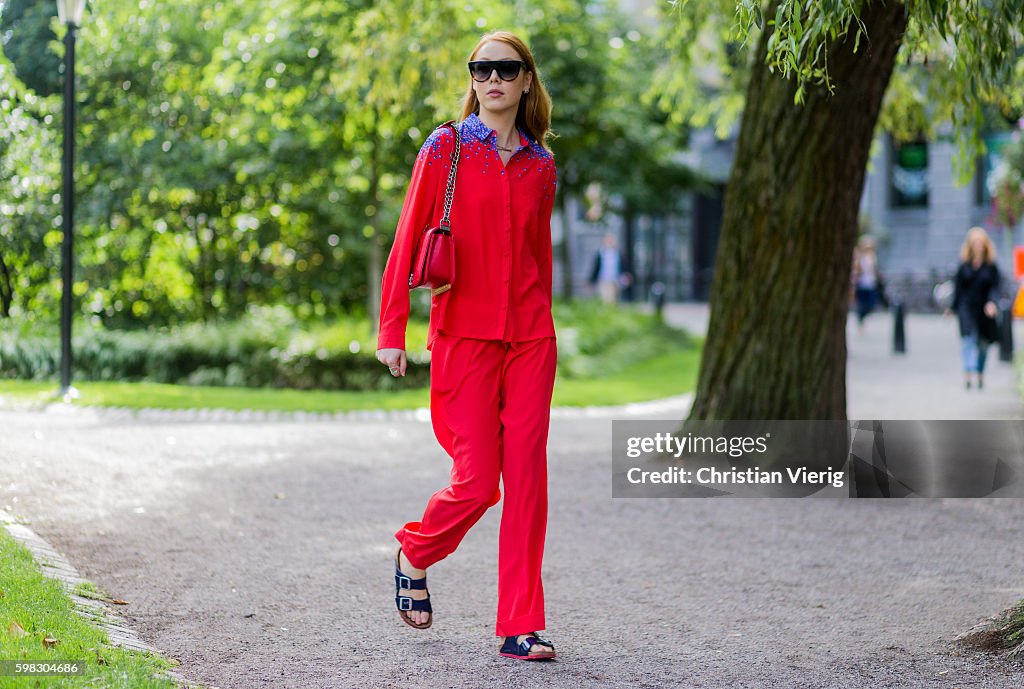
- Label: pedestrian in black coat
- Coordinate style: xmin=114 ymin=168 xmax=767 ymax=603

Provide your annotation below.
xmin=946 ymin=227 xmax=1000 ymax=390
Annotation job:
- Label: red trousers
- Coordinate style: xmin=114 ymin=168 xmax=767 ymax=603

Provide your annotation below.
xmin=395 ymin=333 xmax=557 ymax=637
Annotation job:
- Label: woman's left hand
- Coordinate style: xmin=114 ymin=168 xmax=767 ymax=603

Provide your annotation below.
xmin=984 ymin=301 xmax=998 ymax=318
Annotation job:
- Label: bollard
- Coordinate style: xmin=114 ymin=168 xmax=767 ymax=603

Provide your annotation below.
xmin=892 ymin=300 xmax=906 ymax=354
xmin=999 ymin=303 xmax=1014 ymax=362
xmin=650 ymin=281 xmax=666 ymax=323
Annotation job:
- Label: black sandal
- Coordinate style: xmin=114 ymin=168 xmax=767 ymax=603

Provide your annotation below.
xmin=394 ymin=548 xmax=432 ymax=630
xmin=499 ymin=632 xmax=556 ymax=660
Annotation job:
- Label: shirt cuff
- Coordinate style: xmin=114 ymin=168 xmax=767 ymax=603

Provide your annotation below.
xmin=377 ymin=332 xmax=406 ymax=351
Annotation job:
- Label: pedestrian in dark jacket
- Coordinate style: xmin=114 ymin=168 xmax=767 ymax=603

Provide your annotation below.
xmin=946 ymin=227 xmax=1000 ymax=390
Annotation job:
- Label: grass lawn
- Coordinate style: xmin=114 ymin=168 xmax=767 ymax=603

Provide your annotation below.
xmin=551 ymin=346 xmax=700 ymax=406
xmin=0 ymin=528 xmax=186 ymax=689
xmin=0 ymin=345 xmax=700 ymax=413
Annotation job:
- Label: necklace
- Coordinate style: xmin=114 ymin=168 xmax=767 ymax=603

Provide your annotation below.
xmin=495 ymin=134 xmax=518 ymax=153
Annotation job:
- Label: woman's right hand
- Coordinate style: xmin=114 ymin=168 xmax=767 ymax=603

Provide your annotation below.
xmin=377 ymin=348 xmax=407 ymax=377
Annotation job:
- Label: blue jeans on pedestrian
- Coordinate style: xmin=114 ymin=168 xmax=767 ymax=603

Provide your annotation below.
xmin=961 ymin=334 xmax=989 ymax=374
xmin=854 ymin=287 xmax=877 ymax=323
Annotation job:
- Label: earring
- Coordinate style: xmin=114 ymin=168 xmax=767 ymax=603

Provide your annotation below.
xmin=524 ymin=89 xmax=530 ymax=94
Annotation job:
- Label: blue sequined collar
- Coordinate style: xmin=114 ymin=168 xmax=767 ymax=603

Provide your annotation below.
xmin=462 ymin=111 xmax=533 ymax=150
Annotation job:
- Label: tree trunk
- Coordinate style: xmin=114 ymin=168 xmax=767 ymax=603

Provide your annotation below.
xmin=0 ymin=253 xmax=12 ymax=317
xmin=689 ymin=0 xmax=908 ymax=420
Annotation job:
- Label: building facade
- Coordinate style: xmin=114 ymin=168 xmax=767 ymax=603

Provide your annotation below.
xmin=860 ymin=129 xmax=1020 ymax=308
xmin=554 ymin=125 xmax=1020 ymax=309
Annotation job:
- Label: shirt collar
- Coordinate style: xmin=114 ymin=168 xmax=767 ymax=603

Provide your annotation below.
xmin=463 ymin=111 xmax=532 ymax=149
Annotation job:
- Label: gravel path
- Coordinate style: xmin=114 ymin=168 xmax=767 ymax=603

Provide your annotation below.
xmin=2 ymin=306 xmax=1022 ymax=687
xmin=2 ymin=402 xmax=1023 ymax=688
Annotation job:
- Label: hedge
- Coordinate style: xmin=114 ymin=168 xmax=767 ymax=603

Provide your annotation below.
xmin=0 ymin=301 xmax=693 ymax=391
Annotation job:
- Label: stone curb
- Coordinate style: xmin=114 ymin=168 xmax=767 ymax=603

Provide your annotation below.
xmin=0 ymin=393 xmax=693 ymax=424
xmin=0 ymin=510 xmax=198 ymax=689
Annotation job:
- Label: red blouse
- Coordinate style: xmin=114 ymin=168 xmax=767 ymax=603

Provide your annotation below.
xmin=377 ymin=112 xmax=558 ymax=352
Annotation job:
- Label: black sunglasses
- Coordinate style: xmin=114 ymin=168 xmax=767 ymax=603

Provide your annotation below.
xmin=468 ymin=60 xmax=527 ymax=82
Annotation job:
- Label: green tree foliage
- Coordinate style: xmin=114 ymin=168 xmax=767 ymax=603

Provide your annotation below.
xmin=327 ymin=0 xmax=502 ymax=328
xmin=597 ymin=14 xmax=706 ymax=217
xmin=0 ymin=0 xmax=61 ymax=96
xmin=658 ymin=0 xmax=1024 ymax=174
xmin=70 ymin=0 xmax=365 ymax=324
xmin=0 ymin=0 xmax=697 ymax=328
xmin=0 ymin=52 xmax=60 ymax=318
xmin=510 ymin=0 xmax=702 ymax=298
xmin=0 ymin=0 xmax=512 ymax=326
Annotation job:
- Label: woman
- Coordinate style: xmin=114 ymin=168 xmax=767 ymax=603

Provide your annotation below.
xmin=948 ymin=227 xmax=1000 ymax=389
xmin=375 ymin=31 xmax=558 ymax=661
xmin=851 ymin=236 xmax=880 ymax=332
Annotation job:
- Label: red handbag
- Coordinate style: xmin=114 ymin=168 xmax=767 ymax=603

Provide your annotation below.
xmin=408 ymin=121 xmax=461 ymax=297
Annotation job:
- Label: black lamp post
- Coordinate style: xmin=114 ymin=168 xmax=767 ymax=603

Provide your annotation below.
xmin=56 ymin=0 xmax=86 ymax=398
